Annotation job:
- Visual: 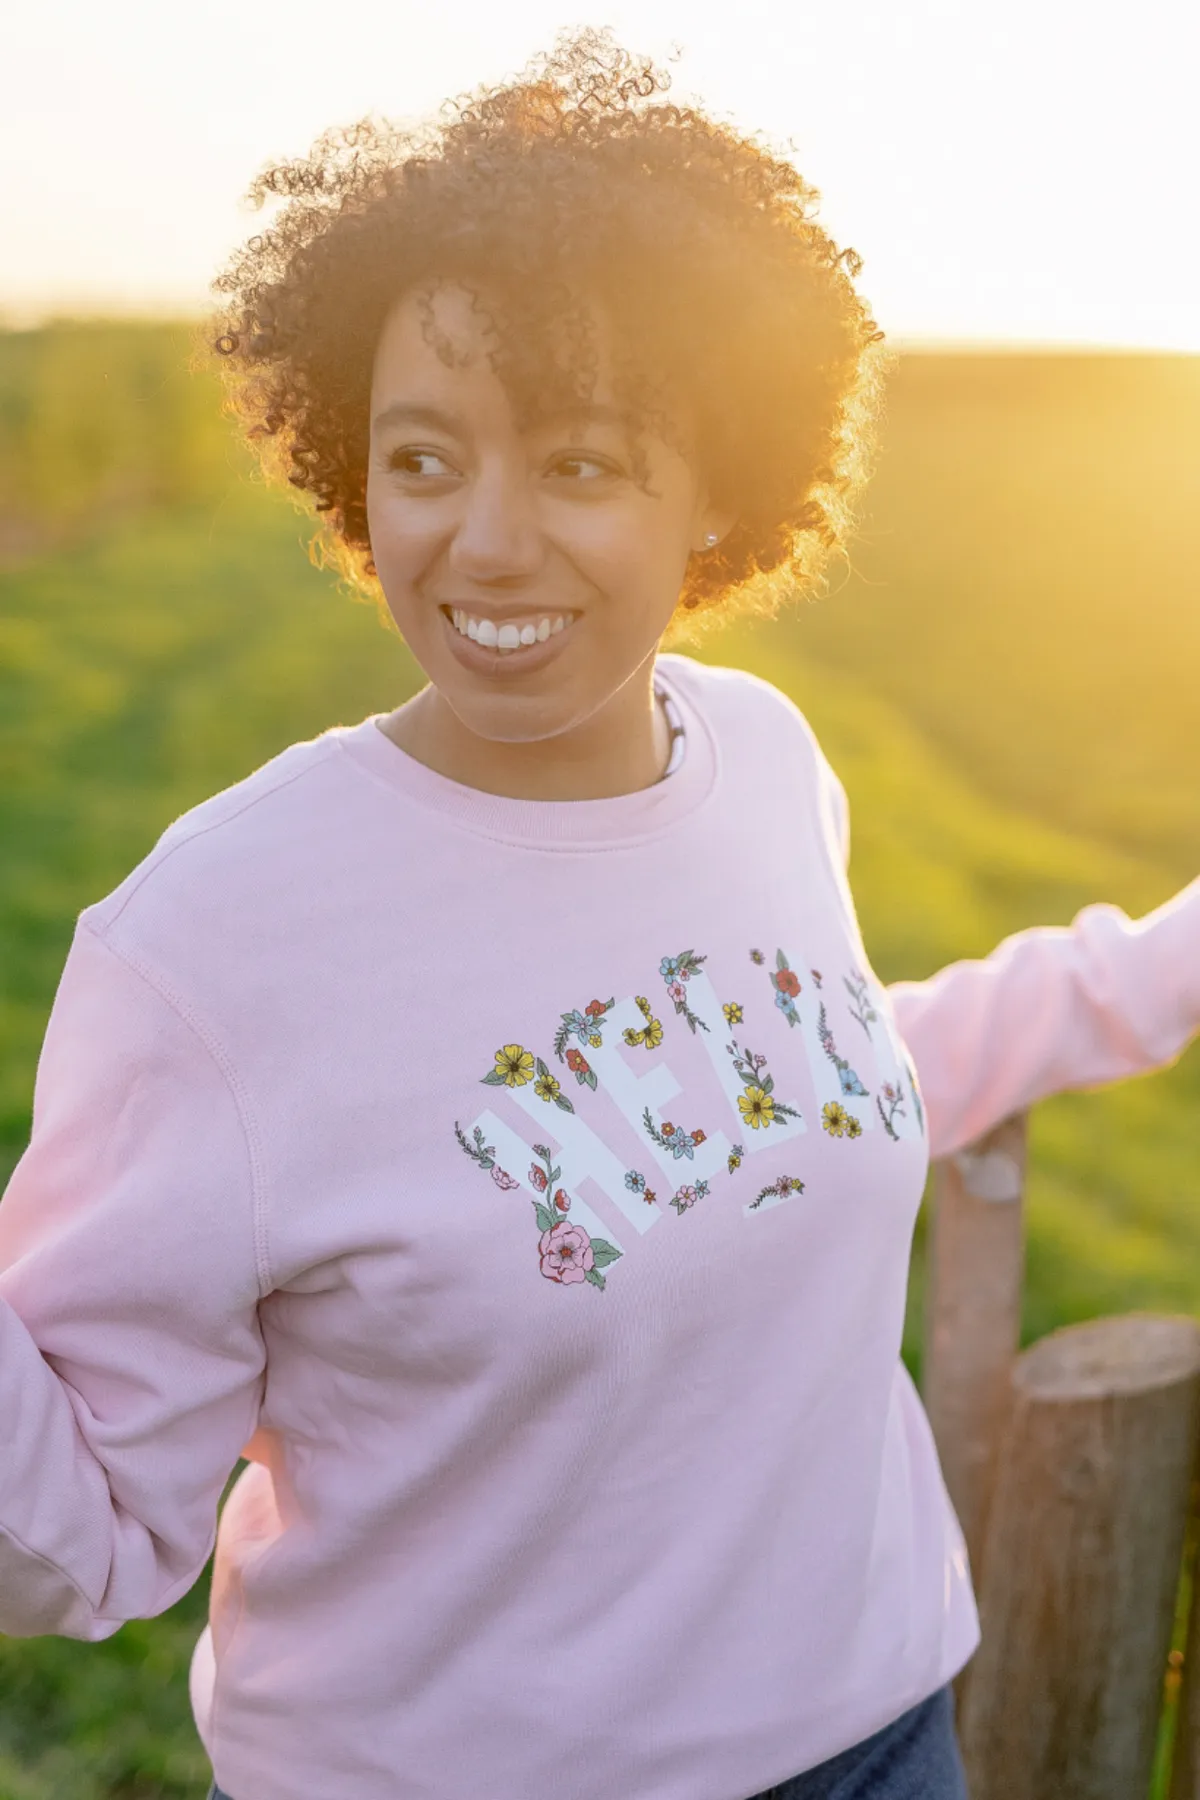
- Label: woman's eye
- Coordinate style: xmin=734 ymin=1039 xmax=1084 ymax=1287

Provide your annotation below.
xmin=547 ymin=453 xmax=620 ymax=483
xmin=386 ymin=447 xmax=456 ymax=477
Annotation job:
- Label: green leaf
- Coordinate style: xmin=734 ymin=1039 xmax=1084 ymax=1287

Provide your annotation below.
xmin=761 ymin=1074 xmax=775 ymax=1094
xmin=555 ymin=1093 xmax=575 ymax=1113
xmin=776 ymin=948 xmax=787 ymax=969
xmin=535 ymin=1056 xmax=549 ymax=1078
xmin=481 ymin=1069 xmax=506 ymax=1085
xmin=534 ymin=1203 xmax=556 ymax=1232
xmin=584 ymin=1070 xmax=597 ymax=1092
xmin=590 ymin=1241 xmax=622 ymax=1266
xmin=585 ymin=1268 xmax=606 ymax=1289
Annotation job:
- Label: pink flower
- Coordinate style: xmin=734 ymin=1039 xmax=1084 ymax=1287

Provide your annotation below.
xmin=668 ymin=980 xmax=686 ymax=1003
xmin=491 ymin=1167 xmax=518 ymax=1190
xmin=529 ymin=1164 xmax=548 ymax=1191
xmin=674 ymin=1185 xmax=697 ymax=1210
xmin=539 ymin=1220 xmax=594 ymax=1284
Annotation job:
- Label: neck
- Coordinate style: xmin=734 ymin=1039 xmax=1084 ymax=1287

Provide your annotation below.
xmin=379 ymin=660 xmax=671 ymax=802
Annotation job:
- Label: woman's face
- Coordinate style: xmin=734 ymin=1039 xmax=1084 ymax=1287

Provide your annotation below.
xmin=365 ymin=283 xmax=727 ymax=746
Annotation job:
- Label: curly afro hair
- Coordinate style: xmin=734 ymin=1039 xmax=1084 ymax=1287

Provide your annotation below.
xmin=209 ymin=26 xmax=895 ymax=643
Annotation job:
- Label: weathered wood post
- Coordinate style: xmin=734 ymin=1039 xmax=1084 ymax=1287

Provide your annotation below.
xmin=958 ymin=1313 xmax=1200 ymax=1800
xmin=923 ymin=1110 xmax=1029 ymax=1582
xmin=1168 ymin=1477 xmax=1200 ymax=1798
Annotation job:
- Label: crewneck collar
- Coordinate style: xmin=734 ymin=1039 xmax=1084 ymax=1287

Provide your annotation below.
xmin=330 ymin=652 xmax=718 ymax=850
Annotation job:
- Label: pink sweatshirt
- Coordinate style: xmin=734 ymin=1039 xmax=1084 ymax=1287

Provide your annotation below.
xmin=2 ymin=652 xmax=1197 ymax=1800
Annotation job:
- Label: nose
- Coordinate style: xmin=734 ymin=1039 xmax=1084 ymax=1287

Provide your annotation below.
xmin=447 ymin=460 xmax=544 ymax=585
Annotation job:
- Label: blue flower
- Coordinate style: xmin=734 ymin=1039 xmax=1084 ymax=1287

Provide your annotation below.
xmin=625 ymin=1170 xmax=646 ymax=1192
xmin=659 ymin=955 xmax=680 ymax=981
xmin=669 ymin=1129 xmax=695 ymax=1161
xmin=774 ymin=988 xmax=793 ymax=1013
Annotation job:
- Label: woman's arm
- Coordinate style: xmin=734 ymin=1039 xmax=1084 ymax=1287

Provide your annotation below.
xmin=816 ymin=742 xmax=1200 ymax=1163
xmin=889 ymin=879 xmax=1200 ymax=1161
xmin=0 ymin=921 xmax=267 ymax=1639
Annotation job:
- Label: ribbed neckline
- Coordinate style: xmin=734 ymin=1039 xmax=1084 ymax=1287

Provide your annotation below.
xmin=329 ymin=652 xmax=718 ymax=849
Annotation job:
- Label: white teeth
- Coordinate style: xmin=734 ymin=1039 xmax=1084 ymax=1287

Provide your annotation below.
xmin=446 ymin=608 xmax=575 ymax=650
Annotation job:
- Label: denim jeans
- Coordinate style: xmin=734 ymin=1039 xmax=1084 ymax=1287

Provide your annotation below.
xmin=206 ymin=1682 xmax=968 ymax=1800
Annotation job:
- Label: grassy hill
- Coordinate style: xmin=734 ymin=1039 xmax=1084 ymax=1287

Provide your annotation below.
xmin=1 ymin=323 xmax=1198 ymax=1797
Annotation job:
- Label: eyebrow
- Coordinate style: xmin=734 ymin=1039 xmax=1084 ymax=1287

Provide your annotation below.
xmin=371 ymin=400 xmax=631 ymax=437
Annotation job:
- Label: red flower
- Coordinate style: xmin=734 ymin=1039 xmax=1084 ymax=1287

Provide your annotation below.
xmin=565 ymin=1048 xmax=590 ymax=1073
xmin=661 ymin=1120 xmax=675 ymax=1137
xmin=644 ymin=1189 xmax=658 ymax=1206
xmin=691 ymin=1128 xmax=706 ymax=1145
xmin=585 ymin=999 xmax=605 ymax=1016
xmin=529 ymin=1165 xmax=548 ymax=1191
xmin=554 ymin=1189 xmax=571 ymax=1212
xmin=774 ymin=968 xmax=801 ymax=997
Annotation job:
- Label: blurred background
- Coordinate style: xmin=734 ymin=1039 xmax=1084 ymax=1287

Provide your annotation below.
xmin=2 ymin=0 xmax=1198 ymax=1794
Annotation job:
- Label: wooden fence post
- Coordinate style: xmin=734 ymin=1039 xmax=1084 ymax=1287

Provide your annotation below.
xmin=923 ymin=1110 xmax=1029 ymax=1583
xmin=1168 ymin=1474 xmax=1200 ymax=1798
xmin=958 ymin=1313 xmax=1200 ymax=1800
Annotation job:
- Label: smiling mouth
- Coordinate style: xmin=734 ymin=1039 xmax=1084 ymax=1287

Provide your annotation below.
xmin=439 ymin=604 xmax=582 ymax=653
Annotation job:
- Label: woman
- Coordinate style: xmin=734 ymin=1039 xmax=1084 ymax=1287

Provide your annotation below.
xmin=1 ymin=30 xmax=1197 ymax=1800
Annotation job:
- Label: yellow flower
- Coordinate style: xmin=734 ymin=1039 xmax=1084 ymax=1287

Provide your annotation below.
xmin=535 ymin=1071 xmax=562 ymax=1103
xmin=494 ymin=1045 xmax=535 ymax=1087
xmin=643 ymin=1016 xmax=663 ymax=1048
xmin=635 ymin=995 xmax=652 ymax=1018
xmin=822 ymin=1102 xmax=849 ymax=1136
xmin=845 ymin=1115 xmax=863 ymax=1139
xmin=737 ymin=1087 xmax=775 ymax=1130
xmin=588 ymin=1033 xmax=602 ymax=1048
xmin=722 ymin=1001 xmax=744 ymax=1025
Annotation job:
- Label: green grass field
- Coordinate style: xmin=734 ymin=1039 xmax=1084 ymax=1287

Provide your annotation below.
xmin=1 ymin=323 xmax=1198 ymax=1796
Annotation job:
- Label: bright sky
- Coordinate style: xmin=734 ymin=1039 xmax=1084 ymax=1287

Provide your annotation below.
xmin=4 ymin=0 xmax=1197 ymax=348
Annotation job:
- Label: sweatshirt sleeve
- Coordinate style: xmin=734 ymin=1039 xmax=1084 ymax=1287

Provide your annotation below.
xmin=888 ymin=880 xmax=1200 ymax=1161
xmin=812 ymin=741 xmax=1200 ymax=1161
xmin=0 ymin=919 xmax=268 ymax=1640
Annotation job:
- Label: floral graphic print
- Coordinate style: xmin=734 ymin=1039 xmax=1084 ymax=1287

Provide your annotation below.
xmin=811 ymin=969 xmax=824 ymax=989
xmin=727 ymin=1038 xmax=803 ymax=1131
xmin=481 ymin=1043 xmax=576 ymax=1114
xmin=660 ymin=950 xmax=711 ymax=1034
xmin=529 ymin=1143 xmax=622 ymax=1290
xmin=554 ymin=997 xmax=616 ymax=1089
xmin=642 ymin=1108 xmax=708 ymax=1160
xmin=624 ymin=1168 xmax=660 ymax=1206
xmin=727 ymin=1142 xmax=745 ymax=1173
xmin=623 ymin=995 xmax=664 ymax=1050
xmin=816 ymin=1004 xmax=869 ymax=1099
xmin=722 ymin=1001 xmax=744 ymax=1025
xmin=843 ymin=969 xmax=879 ymax=1037
xmin=875 ymin=1082 xmax=908 ymax=1140
xmin=822 ymin=1101 xmax=863 ymax=1139
xmin=768 ymin=948 xmax=803 ymax=1027
xmin=748 ymin=1173 xmax=806 ymax=1211
xmin=749 ymin=948 xmax=766 ymax=965
xmin=670 ymin=1177 xmax=711 ymax=1215
xmin=905 ymin=1060 xmax=926 ymax=1134
xmin=453 ymin=1121 xmax=521 ymax=1189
